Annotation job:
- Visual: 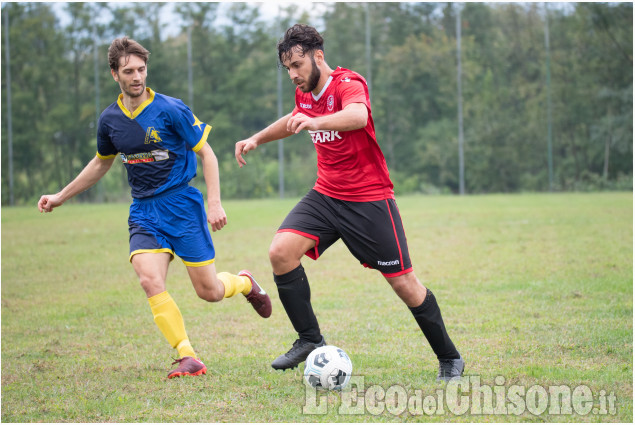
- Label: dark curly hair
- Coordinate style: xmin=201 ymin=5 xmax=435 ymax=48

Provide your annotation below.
xmin=277 ymin=24 xmax=324 ymax=64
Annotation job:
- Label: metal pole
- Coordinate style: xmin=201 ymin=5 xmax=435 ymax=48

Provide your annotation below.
xmin=94 ymin=10 xmax=103 ymax=202
xmin=277 ymin=69 xmax=284 ymax=199
xmin=456 ymin=3 xmax=465 ymax=195
xmin=365 ymin=2 xmax=372 ymax=99
xmin=187 ymin=25 xmax=193 ymax=108
xmin=94 ymin=29 xmax=100 ymax=129
xmin=277 ymin=6 xmax=284 ymax=198
xmin=544 ymin=3 xmax=554 ymax=191
xmin=4 ymin=6 xmax=14 ymax=205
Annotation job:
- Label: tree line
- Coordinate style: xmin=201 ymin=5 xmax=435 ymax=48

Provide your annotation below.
xmin=1 ymin=2 xmax=632 ymax=205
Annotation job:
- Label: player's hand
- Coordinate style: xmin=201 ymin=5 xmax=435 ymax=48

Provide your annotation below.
xmin=38 ymin=194 xmax=63 ymax=213
xmin=207 ymin=202 xmax=227 ymax=232
xmin=287 ymin=113 xmax=318 ymax=134
xmin=235 ymin=138 xmax=259 ymax=168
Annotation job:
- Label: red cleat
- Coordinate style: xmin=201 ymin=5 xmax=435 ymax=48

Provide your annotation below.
xmin=167 ymin=357 xmax=207 ymax=379
xmin=239 ymin=270 xmax=272 ymax=318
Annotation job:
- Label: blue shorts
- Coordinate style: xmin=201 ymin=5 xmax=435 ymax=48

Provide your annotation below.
xmin=128 ymin=184 xmax=215 ymax=267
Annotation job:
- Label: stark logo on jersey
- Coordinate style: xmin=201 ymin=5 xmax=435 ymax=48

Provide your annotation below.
xmin=308 ymin=130 xmax=342 ymax=144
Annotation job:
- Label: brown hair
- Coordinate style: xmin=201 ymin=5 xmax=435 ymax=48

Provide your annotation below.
xmin=108 ymin=37 xmax=150 ymax=71
xmin=277 ymin=24 xmax=324 ymax=64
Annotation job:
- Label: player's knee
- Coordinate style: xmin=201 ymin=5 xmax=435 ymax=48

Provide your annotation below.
xmin=138 ymin=275 xmax=165 ymax=297
xmin=268 ymin=243 xmax=288 ymax=268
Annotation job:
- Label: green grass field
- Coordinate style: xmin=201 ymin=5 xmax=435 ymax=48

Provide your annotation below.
xmin=1 ymin=192 xmax=632 ymax=422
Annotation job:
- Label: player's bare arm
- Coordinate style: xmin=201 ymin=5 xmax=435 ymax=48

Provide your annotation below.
xmin=37 ymin=156 xmax=115 ymax=213
xmin=287 ymin=102 xmax=368 ymax=134
xmin=197 ymin=142 xmax=227 ymax=232
xmin=235 ymin=113 xmax=295 ymax=167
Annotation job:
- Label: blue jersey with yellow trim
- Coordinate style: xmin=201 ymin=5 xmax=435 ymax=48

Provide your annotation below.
xmin=97 ymin=88 xmax=211 ymax=199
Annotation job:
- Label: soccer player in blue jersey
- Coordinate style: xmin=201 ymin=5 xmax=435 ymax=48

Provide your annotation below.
xmin=37 ymin=37 xmax=272 ymax=379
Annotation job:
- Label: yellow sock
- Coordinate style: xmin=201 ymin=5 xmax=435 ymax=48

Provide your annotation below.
xmin=217 ymin=272 xmax=252 ymax=298
xmin=148 ymin=291 xmax=197 ymax=359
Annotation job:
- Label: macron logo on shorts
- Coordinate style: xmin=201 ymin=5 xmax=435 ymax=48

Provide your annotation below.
xmin=378 ymin=259 xmax=400 ymax=267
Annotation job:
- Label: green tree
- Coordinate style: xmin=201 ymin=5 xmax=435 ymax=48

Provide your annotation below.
xmin=2 ymin=2 xmax=632 ymax=205
xmin=2 ymin=3 xmax=70 ymax=203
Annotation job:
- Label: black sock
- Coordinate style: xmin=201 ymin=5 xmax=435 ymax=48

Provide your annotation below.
xmin=274 ymin=264 xmax=322 ymax=343
xmin=409 ymin=289 xmax=460 ymax=360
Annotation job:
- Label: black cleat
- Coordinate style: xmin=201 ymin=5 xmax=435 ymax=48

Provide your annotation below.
xmin=437 ymin=355 xmax=465 ymax=382
xmin=271 ymin=336 xmax=326 ymax=370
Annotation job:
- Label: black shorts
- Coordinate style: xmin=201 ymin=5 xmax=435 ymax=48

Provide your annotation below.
xmin=278 ymin=189 xmax=413 ymax=277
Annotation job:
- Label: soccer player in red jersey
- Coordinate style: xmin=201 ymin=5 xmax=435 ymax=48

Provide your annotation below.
xmin=235 ymin=24 xmax=463 ymax=381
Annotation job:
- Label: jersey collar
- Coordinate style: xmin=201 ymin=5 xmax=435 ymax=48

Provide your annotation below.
xmin=117 ymin=87 xmax=155 ymax=119
xmin=312 ymin=76 xmax=333 ymax=102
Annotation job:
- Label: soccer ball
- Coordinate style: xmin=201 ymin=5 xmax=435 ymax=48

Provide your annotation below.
xmin=304 ymin=345 xmax=353 ymax=391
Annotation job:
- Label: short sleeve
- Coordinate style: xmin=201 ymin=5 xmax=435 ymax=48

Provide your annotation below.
xmin=170 ymin=100 xmax=212 ymax=152
xmin=338 ymin=78 xmax=369 ymax=109
xmin=96 ymin=116 xmax=118 ymax=159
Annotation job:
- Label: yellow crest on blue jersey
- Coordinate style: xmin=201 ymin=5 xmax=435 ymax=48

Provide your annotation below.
xmin=145 ymin=127 xmax=162 ymax=144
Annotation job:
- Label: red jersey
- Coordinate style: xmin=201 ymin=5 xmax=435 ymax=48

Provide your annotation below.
xmin=292 ymin=67 xmax=394 ymax=202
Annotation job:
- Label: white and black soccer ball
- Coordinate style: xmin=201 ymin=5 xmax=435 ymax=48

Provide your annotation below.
xmin=304 ymin=345 xmax=353 ymax=391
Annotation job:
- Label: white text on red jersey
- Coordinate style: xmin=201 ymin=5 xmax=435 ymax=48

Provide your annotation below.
xmin=308 ymin=130 xmax=343 ymax=144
